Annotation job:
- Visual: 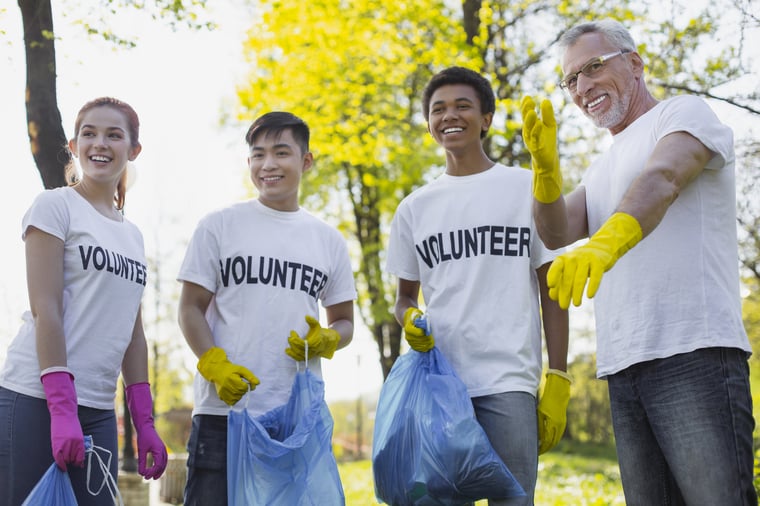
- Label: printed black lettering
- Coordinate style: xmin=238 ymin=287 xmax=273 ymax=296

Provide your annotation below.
xmin=246 ymin=256 xmax=258 ymax=284
xmin=232 ymin=256 xmax=246 ymax=285
xmin=520 ymin=228 xmax=530 ymax=256
xmin=79 ymin=245 xmax=93 ymax=269
xmin=273 ymin=259 xmax=287 ymax=287
xmin=504 ymin=226 xmax=518 ymax=256
xmin=93 ymin=247 xmax=106 ymax=270
xmin=415 ymin=241 xmax=434 ymax=269
xmin=490 ymin=226 xmax=504 ymax=255
xmin=301 ymin=265 xmax=313 ymax=293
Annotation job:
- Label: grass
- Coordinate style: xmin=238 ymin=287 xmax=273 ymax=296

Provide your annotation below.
xmin=338 ymin=441 xmax=625 ymax=505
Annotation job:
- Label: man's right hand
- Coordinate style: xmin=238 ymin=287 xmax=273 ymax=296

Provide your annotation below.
xmin=403 ymin=307 xmax=434 ymax=352
xmin=520 ymin=96 xmax=563 ymax=204
xmin=197 ymin=347 xmax=259 ymax=405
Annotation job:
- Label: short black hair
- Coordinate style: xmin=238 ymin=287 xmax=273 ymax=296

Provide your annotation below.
xmin=422 ymin=66 xmax=496 ymax=123
xmin=245 ymin=111 xmax=310 ymax=154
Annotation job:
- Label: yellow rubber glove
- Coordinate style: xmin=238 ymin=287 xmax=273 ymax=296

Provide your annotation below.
xmin=537 ymin=369 xmax=572 ymax=455
xmin=403 ymin=307 xmax=434 ymax=352
xmin=547 ymin=212 xmax=643 ymax=309
xmin=285 ymin=315 xmax=340 ymax=361
xmin=520 ymin=96 xmax=562 ymax=204
xmin=197 ymin=347 xmax=260 ymax=405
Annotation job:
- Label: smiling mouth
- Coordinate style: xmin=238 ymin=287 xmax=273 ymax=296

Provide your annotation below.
xmin=442 ymin=127 xmax=464 ymax=134
xmin=261 ymin=176 xmax=283 ymax=182
xmin=585 ymin=95 xmax=607 ymax=110
xmin=89 ymin=155 xmax=112 ymax=163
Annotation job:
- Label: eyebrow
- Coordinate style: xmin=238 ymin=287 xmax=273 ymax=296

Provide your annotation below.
xmin=431 ymin=97 xmax=475 ymax=107
xmin=251 ymin=143 xmax=294 ymax=151
xmin=80 ymin=124 xmax=126 ymax=132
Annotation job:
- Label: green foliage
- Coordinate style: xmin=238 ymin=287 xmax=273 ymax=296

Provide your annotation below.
xmin=565 ymin=355 xmax=614 ymax=445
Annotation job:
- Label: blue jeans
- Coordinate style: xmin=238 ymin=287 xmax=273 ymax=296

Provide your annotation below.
xmin=472 ymin=391 xmax=538 ymax=506
xmin=0 ymin=386 xmax=118 ymax=506
xmin=607 ymin=347 xmax=757 ymax=506
xmin=184 ymin=414 xmax=228 ymax=506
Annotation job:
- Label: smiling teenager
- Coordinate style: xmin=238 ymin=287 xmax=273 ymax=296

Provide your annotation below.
xmin=0 ymin=97 xmax=167 ymax=506
xmin=177 ymin=111 xmax=357 ymax=506
xmin=385 ymin=66 xmax=570 ymax=506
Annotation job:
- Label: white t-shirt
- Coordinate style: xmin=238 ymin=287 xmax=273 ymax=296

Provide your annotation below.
xmin=178 ymin=199 xmax=357 ymax=417
xmin=582 ymin=95 xmax=751 ymax=377
xmin=0 ymin=187 xmax=147 ymax=410
xmin=386 ymin=164 xmax=560 ymax=397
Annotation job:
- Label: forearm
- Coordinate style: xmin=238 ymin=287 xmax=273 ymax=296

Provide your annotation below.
xmin=538 ymin=264 xmax=569 ymax=370
xmin=122 ymin=313 xmax=149 ymax=386
xmin=35 ymin=316 xmax=67 ymax=371
xmin=330 ymin=318 xmax=354 ymax=351
xmin=178 ymin=305 xmax=216 ymax=359
xmin=533 ymin=198 xmax=570 ymax=250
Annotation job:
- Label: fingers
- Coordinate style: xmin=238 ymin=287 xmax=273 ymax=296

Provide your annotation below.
xmin=305 ymin=315 xmax=320 ymax=330
xmin=139 ymin=445 xmax=168 ymax=480
xmin=237 ymin=366 xmax=260 ymax=389
xmin=539 ymin=98 xmax=557 ymax=128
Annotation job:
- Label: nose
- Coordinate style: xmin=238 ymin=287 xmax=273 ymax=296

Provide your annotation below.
xmin=575 ymin=73 xmax=594 ymax=96
xmin=442 ymin=105 xmax=459 ymax=121
xmin=261 ymin=153 xmax=277 ymax=170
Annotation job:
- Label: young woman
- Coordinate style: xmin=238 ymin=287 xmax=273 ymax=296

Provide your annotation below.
xmin=0 ymin=97 xmax=167 ymax=506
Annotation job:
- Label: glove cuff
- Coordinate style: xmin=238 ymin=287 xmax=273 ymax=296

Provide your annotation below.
xmin=532 ymin=163 xmax=562 ymax=204
xmin=592 ymin=212 xmax=643 ymax=268
xmin=547 ymin=368 xmax=573 ymax=384
xmin=126 ymin=382 xmax=155 ymax=431
xmin=198 ymin=346 xmax=226 ymax=379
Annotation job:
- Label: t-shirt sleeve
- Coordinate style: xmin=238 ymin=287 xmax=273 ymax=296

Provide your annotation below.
xmin=320 ymin=228 xmax=357 ymax=307
xmin=177 ymin=213 xmax=221 ymax=293
xmin=21 ymin=189 xmax=70 ymax=241
xmin=385 ymin=203 xmax=420 ymax=281
xmin=656 ymin=95 xmax=734 ymax=170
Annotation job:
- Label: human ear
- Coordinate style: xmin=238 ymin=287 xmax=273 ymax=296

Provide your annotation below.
xmin=302 ymin=151 xmax=314 ymax=173
xmin=128 ymin=143 xmax=142 ymax=161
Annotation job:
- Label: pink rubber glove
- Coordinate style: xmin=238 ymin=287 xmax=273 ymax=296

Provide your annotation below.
xmin=40 ymin=370 xmax=85 ymax=471
xmin=126 ymin=382 xmax=168 ymax=479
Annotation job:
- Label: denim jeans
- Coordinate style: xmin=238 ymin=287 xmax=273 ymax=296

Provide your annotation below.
xmin=607 ymin=347 xmax=757 ymax=506
xmin=0 ymin=386 xmax=118 ymax=506
xmin=472 ymin=391 xmax=538 ymax=506
xmin=184 ymin=414 xmax=228 ymax=506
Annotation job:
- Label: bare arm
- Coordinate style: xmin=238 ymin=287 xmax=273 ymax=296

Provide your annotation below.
xmin=178 ymin=281 xmax=216 ymax=359
xmin=393 ymin=278 xmax=422 ymax=326
xmin=324 ymin=300 xmax=354 ymax=351
xmin=121 ymin=307 xmax=149 ymax=385
xmin=533 ymin=187 xmax=589 ymax=250
xmin=616 ymin=131 xmax=712 ymax=237
xmin=537 ymin=262 xmax=568 ymax=371
xmin=26 ymin=227 xmax=67 ymax=371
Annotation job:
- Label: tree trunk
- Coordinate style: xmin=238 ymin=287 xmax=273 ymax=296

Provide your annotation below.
xmin=18 ymin=0 xmax=69 ymax=189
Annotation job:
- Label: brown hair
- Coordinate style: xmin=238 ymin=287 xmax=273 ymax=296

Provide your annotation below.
xmin=66 ymin=97 xmax=140 ymax=210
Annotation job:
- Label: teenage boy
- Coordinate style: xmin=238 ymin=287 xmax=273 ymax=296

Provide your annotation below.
xmin=386 ymin=67 xmax=570 ymax=506
xmin=177 ymin=111 xmax=357 ymax=506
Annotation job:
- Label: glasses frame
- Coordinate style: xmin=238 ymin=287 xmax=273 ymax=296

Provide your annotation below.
xmin=559 ymin=50 xmax=629 ymax=91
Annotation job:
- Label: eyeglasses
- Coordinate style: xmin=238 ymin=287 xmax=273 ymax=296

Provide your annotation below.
xmin=559 ymin=51 xmax=629 ymax=91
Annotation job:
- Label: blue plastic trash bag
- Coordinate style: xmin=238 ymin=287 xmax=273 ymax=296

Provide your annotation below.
xmin=227 ymin=369 xmax=345 ymax=506
xmin=21 ymin=463 xmax=77 ymax=506
xmin=372 ymin=348 xmax=526 ymax=505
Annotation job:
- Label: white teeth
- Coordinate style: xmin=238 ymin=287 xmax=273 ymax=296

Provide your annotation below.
xmin=443 ymin=127 xmax=463 ymax=134
xmin=262 ymin=176 xmax=281 ymax=181
xmin=586 ymin=95 xmax=606 ymax=108
xmin=90 ymin=155 xmax=110 ymax=162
